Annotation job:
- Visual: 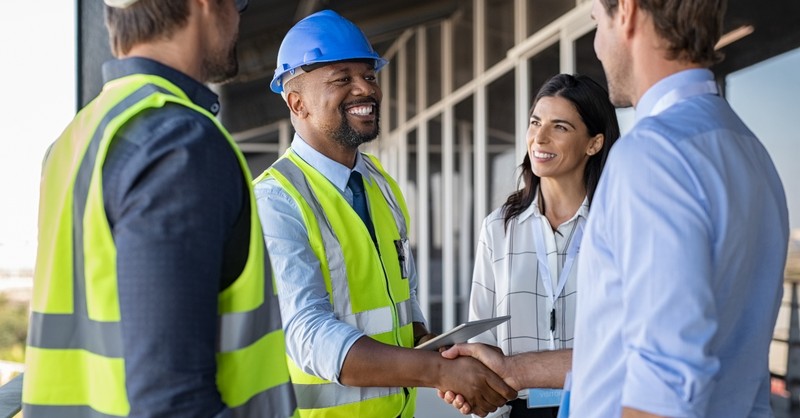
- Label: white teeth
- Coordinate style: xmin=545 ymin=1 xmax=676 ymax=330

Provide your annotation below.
xmin=534 ymin=151 xmax=556 ymax=159
xmin=347 ymin=105 xmax=373 ymax=116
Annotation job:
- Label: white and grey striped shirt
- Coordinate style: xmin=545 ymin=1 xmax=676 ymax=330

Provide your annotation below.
xmin=469 ymin=193 xmax=588 ymax=356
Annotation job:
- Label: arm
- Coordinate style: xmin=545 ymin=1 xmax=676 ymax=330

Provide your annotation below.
xmin=610 ymin=138 xmax=719 ymax=416
xmin=622 ymin=408 xmax=665 ymax=418
xmin=255 ymin=180 xmax=515 ymax=416
xmin=442 ymin=343 xmax=572 ymax=390
xmin=107 ymin=108 xmax=237 ymax=417
xmin=340 ymin=336 xmax=515 ymax=416
xmin=255 ymin=180 xmax=364 ymax=383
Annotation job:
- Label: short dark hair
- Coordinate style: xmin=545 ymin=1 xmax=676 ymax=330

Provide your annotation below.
xmin=104 ymin=0 xmax=192 ymax=57
xmin=502 ymin=74 xmax=620 ymax=230
xmin=600 ymin=0 xmax=726 ymax=66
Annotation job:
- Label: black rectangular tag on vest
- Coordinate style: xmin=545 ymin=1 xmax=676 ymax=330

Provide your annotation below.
xmin=394 ymin=239 xmax=410 ymax=279
xmin=550 ymin=309 xmax=556 ymax=333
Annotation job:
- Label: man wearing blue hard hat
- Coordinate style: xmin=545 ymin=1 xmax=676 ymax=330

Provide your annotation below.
xmin=23 ymin=1 xmax=296 ymax=417
xmin=254 ymin=9 xmax=515 ymax=418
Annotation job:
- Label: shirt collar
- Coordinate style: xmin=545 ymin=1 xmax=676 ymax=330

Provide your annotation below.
xmin=635 ymin=68 xmax=715 ymax=122
xmin=101 ymin=57 xmax=221 ymax=116
xmin=290 ymin=134 xmax=372 ymax=192
xmin=517 ymin=186 xmax=589 ymax=224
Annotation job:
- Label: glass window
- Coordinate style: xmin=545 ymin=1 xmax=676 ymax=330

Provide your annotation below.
xmin=427 ymin=24 xmax=443 ymax=106
xmin=406 ymin=33 xmax=418 ymax=121
xmin=386 ymin=58 xmax=399 ymax=132
xmin=485 ymin=0 xmax=515 ymax=69
xmin=528 ymin=0 xmax=573 ymax=36
xmin=528 ymin=42 xmax=560 ymax=106
xmin=453 ymin=2 xmax=474 ymax=90
xmin=487 ymin=71 xmax=518 ymax=212
xmin=426 ymin=115 xmax=444 ymax=332
xmin=727 ymin=47 xmax=800 ymax=231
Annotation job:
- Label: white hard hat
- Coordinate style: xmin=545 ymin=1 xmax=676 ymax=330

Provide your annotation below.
xmin=104 ymin=0 xmax=140 ymax=8
xmin=104 ymin=0 xmax=248 ymax=12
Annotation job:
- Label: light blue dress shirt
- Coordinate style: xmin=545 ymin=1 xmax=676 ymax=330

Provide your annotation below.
xmin=254 ymin=135 xmax=426 ymax=384
xmin=571 ymin=69 xmax=789 ymax=417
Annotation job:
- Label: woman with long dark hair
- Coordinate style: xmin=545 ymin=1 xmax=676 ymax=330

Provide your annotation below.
xmin=468 ymin=74 xmax=620 ymax=418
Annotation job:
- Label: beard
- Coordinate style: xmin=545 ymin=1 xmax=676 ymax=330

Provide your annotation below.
xmin=330 ymin=101 xmax=381 ymax=149
xmin=205 ymin=42 xmax=239 ymax=84
xmin=602 ymin=49 xmax=633 ymax=108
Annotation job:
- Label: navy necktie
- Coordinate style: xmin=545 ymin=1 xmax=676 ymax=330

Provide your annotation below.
xmin=347 ymin=171 xmax=377 ymax=244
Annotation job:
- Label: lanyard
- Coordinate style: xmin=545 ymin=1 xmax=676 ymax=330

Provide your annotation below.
xmin=648 ymin=79 xmax=718 ymax=117
xmin=532 ymin=215 xmax=584 ymax=350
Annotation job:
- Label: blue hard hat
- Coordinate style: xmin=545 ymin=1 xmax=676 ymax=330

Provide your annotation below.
xmin=270 ymin=10 xmax=388 ymax=93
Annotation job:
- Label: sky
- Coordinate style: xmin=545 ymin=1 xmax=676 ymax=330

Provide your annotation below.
xmin=0 ymin=2 xmax=76 ymax=270
xmin=0 ymin=4 xmax=797 ymax=271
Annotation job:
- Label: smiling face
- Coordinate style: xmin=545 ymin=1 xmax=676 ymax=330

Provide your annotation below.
xmin=527 ymin=96 xmax=603 ymax=183
xmin=295 ymin=61 xmax=382 ymax=150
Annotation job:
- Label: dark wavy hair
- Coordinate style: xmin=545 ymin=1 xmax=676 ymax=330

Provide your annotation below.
xmin=502 ymin=74 xmax=620 ymax=231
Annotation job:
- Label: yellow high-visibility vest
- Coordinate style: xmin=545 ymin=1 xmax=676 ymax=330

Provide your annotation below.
xmin=23 ymin=73 xmax=297 ymax=418
xmin=257 ymin=150 xmax=416 ymax=418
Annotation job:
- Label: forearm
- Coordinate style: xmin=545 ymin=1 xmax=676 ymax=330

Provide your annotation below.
xmin=339 ymin=336 xmax=445 ymax=388
xmin=505 ymin=349 xmax=572 ymax=390
xmin=622 ymin=407 xmax=665 ymax=418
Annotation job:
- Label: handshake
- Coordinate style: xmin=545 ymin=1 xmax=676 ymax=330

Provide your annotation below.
xmin=433 ymin=343 xmax=572 ymax=417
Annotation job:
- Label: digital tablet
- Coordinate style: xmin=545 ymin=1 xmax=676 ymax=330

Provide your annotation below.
xmin=414 ymin=315 xmax=511 ymax=351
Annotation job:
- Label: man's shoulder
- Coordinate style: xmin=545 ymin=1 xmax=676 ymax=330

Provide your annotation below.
xmin=122 ymin=103 xmax=224 ymax=149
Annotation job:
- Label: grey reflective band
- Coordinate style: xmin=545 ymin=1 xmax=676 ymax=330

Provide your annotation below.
xmin=231 ymin=381 xmax=297 ymax=418
xmin=218 ymin=266 xmax=283 ymax=353
xmin=396 ymin=299 xmax=413 ymax=328
xmin=27 ymin=312 xmax=123 ymax=357
xmin=362 ymin=157 xmax=407 ymax=238
xmin=24 ymin=382 xmax=297 ymax=418
xmin=23 ymin=404 xmax=121 ymax=418
xmin=339 ymin=300 xmax=414 ymax=336
xmin=272 ymin=158 xmax=352 ymax=318
xmin=293 ymin=382 xmax=401 ymax=409
xmin=28 ymin=84 xmax=168 ymax=355
xmin=341 ymin=306 xmax=394 ymax=336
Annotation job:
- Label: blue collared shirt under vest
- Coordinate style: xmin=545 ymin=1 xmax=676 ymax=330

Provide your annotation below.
xmin=254 ymin=135 xmax=427 ymax=384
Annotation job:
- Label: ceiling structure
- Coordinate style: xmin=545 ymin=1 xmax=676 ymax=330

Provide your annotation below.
xmin=78 ymin=0 xmax=800 ymax=135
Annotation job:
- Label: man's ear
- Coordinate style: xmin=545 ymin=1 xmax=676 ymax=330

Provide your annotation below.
xmin=617 ymin=0 xmax=638 ymax=38
xmin=285 ymin=91 xmax=308 ymax=119
xmin=587 ymin=133 xmax=604 ymax=156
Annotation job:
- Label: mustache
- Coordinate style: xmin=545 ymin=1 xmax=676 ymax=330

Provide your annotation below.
xmin=340 ymin=98 xmax=379 ymax=110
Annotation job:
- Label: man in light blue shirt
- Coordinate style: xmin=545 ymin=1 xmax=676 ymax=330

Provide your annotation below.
xmin=571 ymin=0 xmax=790 ymax=417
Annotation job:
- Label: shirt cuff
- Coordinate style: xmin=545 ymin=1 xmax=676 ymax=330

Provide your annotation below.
xmin=621 ymin=350 xmax=714 ymax=417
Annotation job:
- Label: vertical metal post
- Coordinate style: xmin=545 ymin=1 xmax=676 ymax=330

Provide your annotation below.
xmin=459 ymin=121 xmax=474 ymax=322
xmin=442 ymin=18 xmax=456 ymax=331
xmin=416 ymin=27 xmax=431 ymax=321
xmin=397 ymin=40 xmax=409 ymax=194
xmin=473 ymin=0 xmax=489 ymax=248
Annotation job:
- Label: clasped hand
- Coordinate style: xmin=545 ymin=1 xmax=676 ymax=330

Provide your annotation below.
xmin=437 ymin=343 xmax=518 ymax=416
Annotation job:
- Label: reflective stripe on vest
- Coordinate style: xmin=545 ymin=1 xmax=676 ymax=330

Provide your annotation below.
xmin=271 ymin=157 xmax=413 ymax=330
xmin=268 ymin=153 xmax=415 ymax=417
xmin=24 ymin=74 xmax=296 ymax=418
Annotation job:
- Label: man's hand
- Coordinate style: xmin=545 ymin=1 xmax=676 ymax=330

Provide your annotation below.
xmin=436 ymin=343 xmax=517 ymax=415
xmin=436 ymin=354 xmax=516 ymax=417
xmin=442 ymin=343 xmax=518 ymax=389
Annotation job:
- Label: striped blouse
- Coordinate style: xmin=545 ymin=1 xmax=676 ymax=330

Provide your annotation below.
xmin=469 ymin=193 xmax=588 ymax=355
